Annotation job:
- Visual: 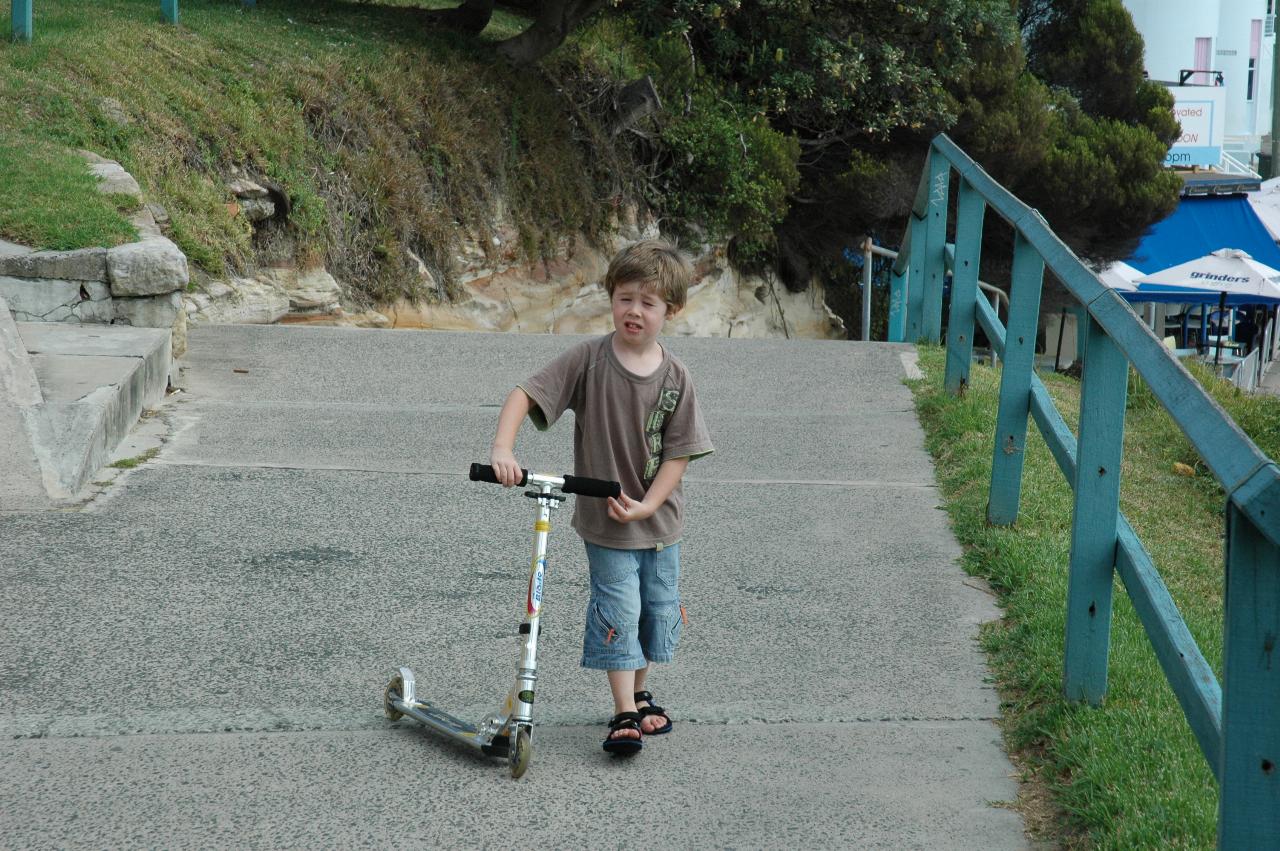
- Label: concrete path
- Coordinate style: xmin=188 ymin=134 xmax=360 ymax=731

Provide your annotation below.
xmin=0 ymin=325 xmax=1027 ymax=849
xmin=1259 ymin=358 xmax=1280 ymax=396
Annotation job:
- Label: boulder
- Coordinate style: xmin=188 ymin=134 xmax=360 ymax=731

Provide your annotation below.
xmin=87 ymin=160 xmax=143 ymax=199
xmin=239 ymin=197 xmax=276 ymax=222
xmin=227 ymin=176 xmax=269 ymax=198
xmin=0 ymin=248 xmax=108 ymax=282
xmin=112 ymin=292 xmax=183 ymax=329
xmin=257 ymin=267 xmax=342 ymax=313
xmin=98 ymin=97 xmax=131 ymax=126
xmin=129 ymin=207 xmax=163 ymax=240
xmin=107 ymin=238 xmax=190 ymax=297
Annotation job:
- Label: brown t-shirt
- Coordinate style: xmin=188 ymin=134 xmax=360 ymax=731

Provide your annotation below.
xmin=519 ymin=333 xmax=714 ymax=549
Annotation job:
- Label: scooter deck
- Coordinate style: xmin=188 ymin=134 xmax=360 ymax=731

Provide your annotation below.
xmin=390 ymin=695 xmax=511 ymax=758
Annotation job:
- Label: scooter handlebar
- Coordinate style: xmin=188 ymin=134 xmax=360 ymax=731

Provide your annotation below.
xmin=468 ymin=463 xmax=620 ymax=499
xmin=561 ymin=474 xmax=622 ymax=500
xmin=469 ymin=462 xmax=527 ymax=487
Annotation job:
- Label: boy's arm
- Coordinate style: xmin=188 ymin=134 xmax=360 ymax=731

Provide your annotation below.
xmin=490 ymin=388 xmax=533 ymax=486
xmin=607 ymin=456 xmax=690 ymax=524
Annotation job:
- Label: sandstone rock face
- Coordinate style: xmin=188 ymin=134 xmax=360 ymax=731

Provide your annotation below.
xmin=170 ymin=304 xmax=188 ymax=358
xmin=107 ymin=238 xmax=190 ymax=297
xmin=186 ymin=275 xmax=290 ymax=326
xmin=226 ymin=173 xmax=277 ymax=223
xmin=256 ymin=267 xmax=343 ymax=314
xmin=381 ymin=233 xmax=844 ymax=340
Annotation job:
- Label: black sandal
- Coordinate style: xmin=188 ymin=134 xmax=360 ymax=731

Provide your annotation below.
xmin=634 ymin=690 xmax=673 ymax=735
xmin=603 ymin=711 xmax=644 ymax=756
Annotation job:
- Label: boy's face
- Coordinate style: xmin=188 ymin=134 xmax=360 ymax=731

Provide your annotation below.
xmin=611 ymin=280 xmax=675 ymax=349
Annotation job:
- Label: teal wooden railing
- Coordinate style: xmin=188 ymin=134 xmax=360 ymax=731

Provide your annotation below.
xmin=892 ymin=134 xmax=1279 ymax=847
xmin=8 ymin=0 xmax=257 ymax=40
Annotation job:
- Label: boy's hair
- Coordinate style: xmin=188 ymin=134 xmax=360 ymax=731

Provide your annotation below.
xmin=603 ymin=240 xmax=692 ymax=311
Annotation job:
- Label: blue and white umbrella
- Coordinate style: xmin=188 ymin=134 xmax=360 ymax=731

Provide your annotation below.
xmin=1126 ymin=248 xmax=1280 ymax=305
xmin=1097 ymin=260 xmax=1141 ymax=293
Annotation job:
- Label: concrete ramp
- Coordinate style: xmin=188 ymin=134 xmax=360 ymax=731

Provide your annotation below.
xmin=0 ymin=326 xmax=1027 ymax=848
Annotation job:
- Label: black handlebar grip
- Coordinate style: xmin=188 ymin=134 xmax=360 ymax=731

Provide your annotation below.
xmin=561 ymin=474 xmax=622 ymax=499
xmin=470 ymin=463 xmax=528 ymax=487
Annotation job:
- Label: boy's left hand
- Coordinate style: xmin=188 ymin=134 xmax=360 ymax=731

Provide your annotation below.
xmin=607 ymin=493 xmax=655 ymax=524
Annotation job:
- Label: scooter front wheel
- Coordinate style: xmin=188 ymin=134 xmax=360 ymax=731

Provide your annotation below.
xmin=509 ymin=727 xmax=532 ymax=779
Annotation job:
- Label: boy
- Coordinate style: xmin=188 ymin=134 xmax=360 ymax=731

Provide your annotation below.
xmin=488 ymin=240 xmax=714 ymax=756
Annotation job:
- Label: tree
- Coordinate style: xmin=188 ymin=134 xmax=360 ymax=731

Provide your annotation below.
xmin=1022 ymin=0 xmax=1178 ymax=141
xmin=424 ymin=0 xmax=1177 ymax=275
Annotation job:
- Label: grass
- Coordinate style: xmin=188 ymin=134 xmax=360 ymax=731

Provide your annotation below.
xmin=0 ymin=0 xmax=635 ymax=302
xmin=108 ymin=447 xmax=160 ymax=469
xmin=0 ymin=133 xmax=137 ymax=249
xmin=907 ymin=347 xmax=1280 ymax=848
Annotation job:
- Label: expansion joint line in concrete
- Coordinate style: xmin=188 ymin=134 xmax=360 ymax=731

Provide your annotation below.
xmin=3 ymin=713 xmax=1002 ymax=742
xmin=135 ymin=459 xmax=943 ymax=491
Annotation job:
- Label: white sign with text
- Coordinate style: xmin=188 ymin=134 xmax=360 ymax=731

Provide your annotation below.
xmin=1165 ymin=86 xmax=1226 ymax=168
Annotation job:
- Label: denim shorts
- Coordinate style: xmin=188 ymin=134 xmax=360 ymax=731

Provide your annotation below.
xmin=581 ymin=541 xmax=682 ymax=670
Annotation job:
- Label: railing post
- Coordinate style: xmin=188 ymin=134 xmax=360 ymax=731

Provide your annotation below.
xmin=888 ymin=270 xmax=907 ymax=342
xmin=906 ymin=213 xmax=926 ymax=343
xmin=1063 ymin=313 xmax=1128 ymax=704
xmin=1218 ymin=505 xmax=1280 ymax=847
xmin=161 ymin=0 xmax=178 ymax=24
xmin=861 ymin=238 xmax=873 ymax=342
xmin=944 ymin=179 xmax=985 ymax=395
xmin=12 ymin=0 xmax=32 ymax=41
xmin=987 ymin=232 xmax=1044 ymax=525
xmin=921 ymin=152 xmax=950 ymax=344
xmin=1073 ymin=306 xmax=1087 ymax=364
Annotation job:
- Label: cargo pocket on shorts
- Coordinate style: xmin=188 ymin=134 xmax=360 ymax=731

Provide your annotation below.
xmin=589 ymin=599 xmax=629 ymax=657
xmin=658 ymin=600 xmax=683 ymax=657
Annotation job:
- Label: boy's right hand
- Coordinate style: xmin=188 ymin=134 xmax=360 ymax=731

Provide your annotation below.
xmin=489 ymin=446 xmax=522 ymax=487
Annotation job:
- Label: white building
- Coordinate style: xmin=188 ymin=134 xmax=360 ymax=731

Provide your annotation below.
xmin=1124 ymin=0 xmax=1276 ymax=162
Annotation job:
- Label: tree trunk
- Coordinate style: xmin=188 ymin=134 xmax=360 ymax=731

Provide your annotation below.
xmin=496 ymin=0 xmax=608 ymax=65
xmin=432 ymin=0 xmax=496 ymax=35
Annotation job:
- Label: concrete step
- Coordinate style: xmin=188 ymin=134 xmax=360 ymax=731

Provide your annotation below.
xmin=0 ymin=316 xmax=171 ymax=506
xmin=0 ymin=302 xmax=49 ymax=511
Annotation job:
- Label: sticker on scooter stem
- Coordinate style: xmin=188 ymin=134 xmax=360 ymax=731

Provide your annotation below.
xmin=528 ymin=557 xmax=546 ymax=614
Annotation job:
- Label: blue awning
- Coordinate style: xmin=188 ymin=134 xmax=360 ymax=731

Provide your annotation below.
xmin=1125 ymin=195 xmax=1280 ymax=274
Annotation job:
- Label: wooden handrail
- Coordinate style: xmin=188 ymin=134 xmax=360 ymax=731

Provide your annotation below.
xmin=899 ymin=133 xmax=1279 ymax=847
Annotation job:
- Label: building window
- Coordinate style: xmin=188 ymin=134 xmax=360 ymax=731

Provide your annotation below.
xmin=1251 ymin=20 xmax=1263 ymax=101
xmin=1194 ymin=37 xmax=1212 ymax=85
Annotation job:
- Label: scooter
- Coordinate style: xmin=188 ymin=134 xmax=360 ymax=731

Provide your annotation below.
xmin=382 ymin=462 xmax=620 ymax=778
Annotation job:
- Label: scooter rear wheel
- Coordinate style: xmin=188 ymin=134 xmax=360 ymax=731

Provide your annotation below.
xmin=383 ymin=674 xmax=404 ymax=722
xmin=509 ymin=727 xmax=532 ymax=779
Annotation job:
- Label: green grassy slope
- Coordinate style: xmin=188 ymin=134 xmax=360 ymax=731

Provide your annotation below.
xmin=0 ymin=0 xmax=625 ymax=303
xmin=910 ymin=347 xmax=1280 ymax=848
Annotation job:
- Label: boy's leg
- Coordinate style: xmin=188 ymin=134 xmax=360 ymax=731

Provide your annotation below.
xmin=636 ymin=544 xmax=681 ymax=734
xmin=632 ymin=664 xmax=666 ymax=734
xmin=582 ymin=543 xmax=648 ymax=745
xmin=606 ymin=669 xmax=641 ymax=742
